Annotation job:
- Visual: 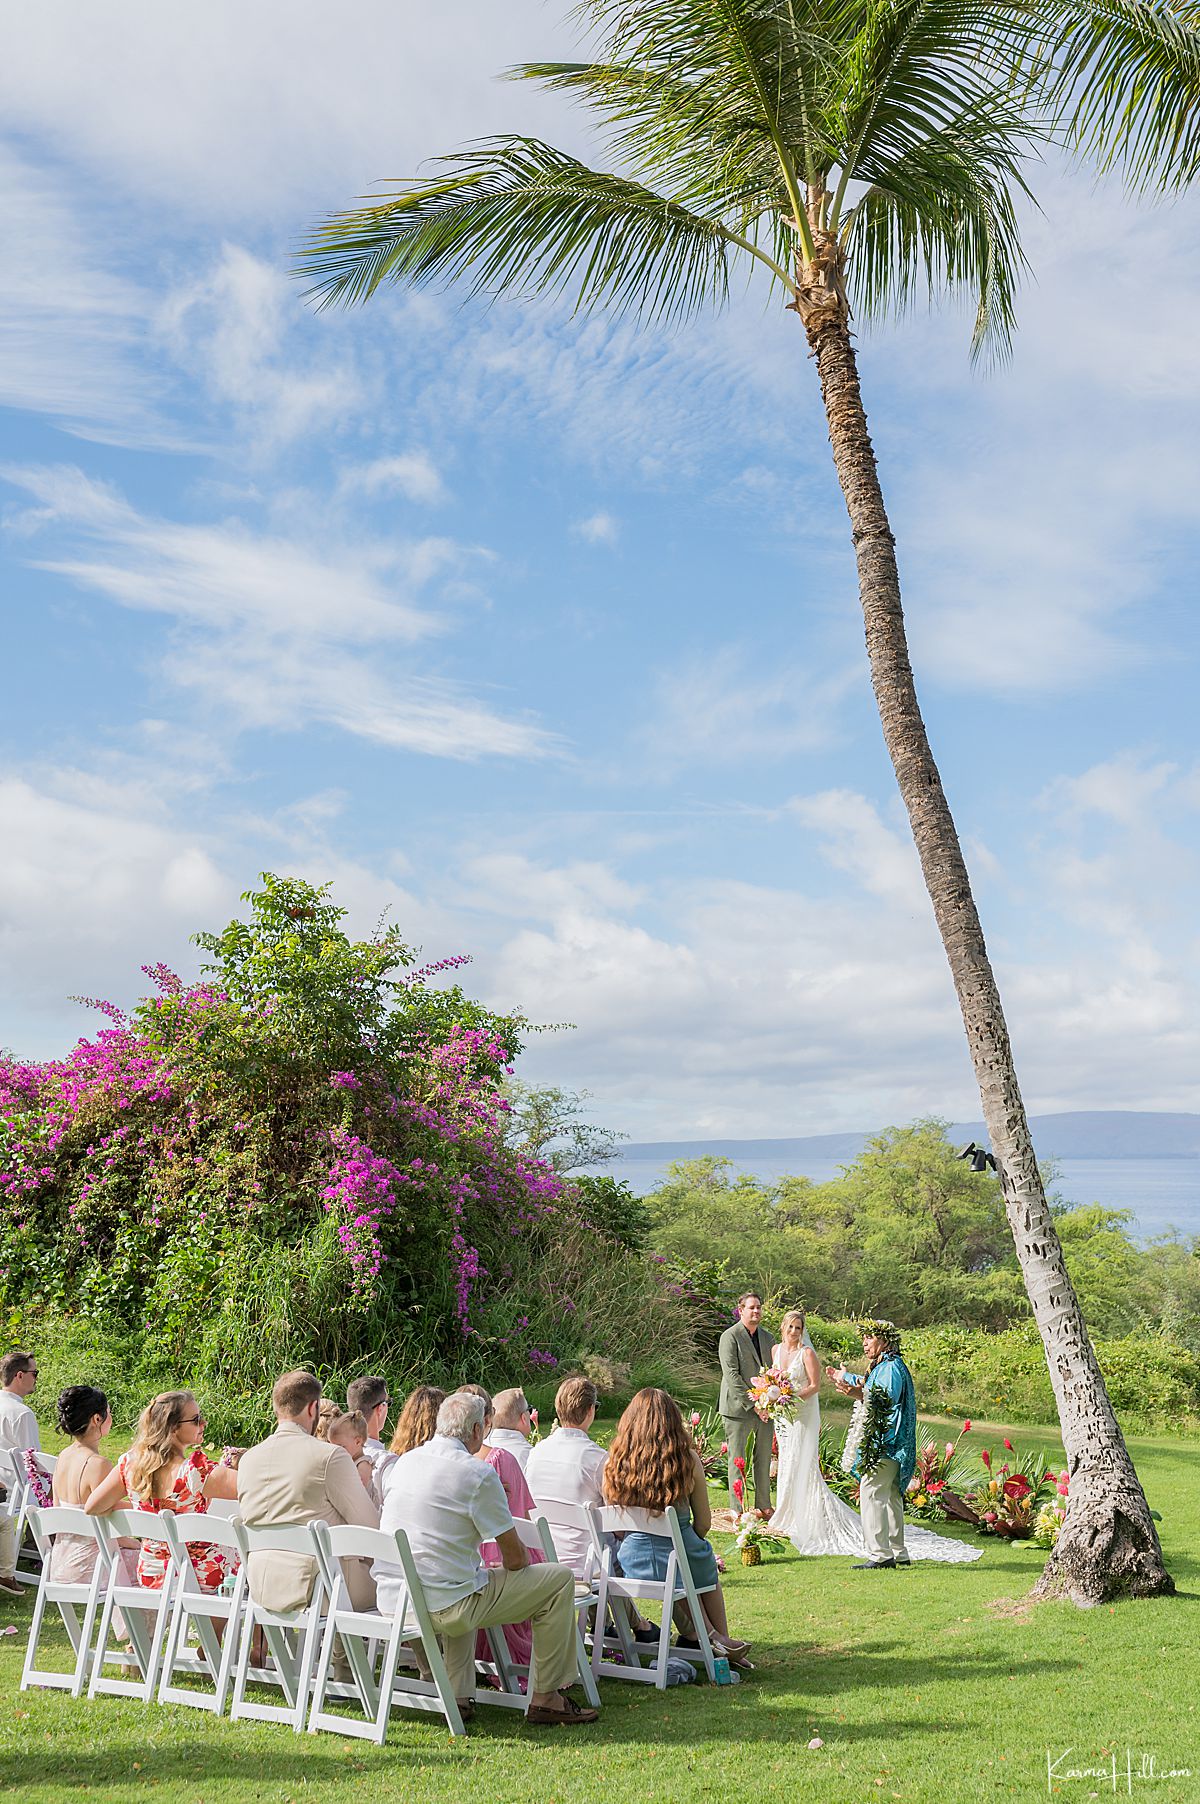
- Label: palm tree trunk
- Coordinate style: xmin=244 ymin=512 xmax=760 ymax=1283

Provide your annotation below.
xmin=794 ymin=241 xmax=1171 ymax=1604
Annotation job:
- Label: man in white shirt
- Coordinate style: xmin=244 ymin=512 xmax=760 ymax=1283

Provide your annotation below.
xmin=485 ymin=1387 xmax=533 ymax=1470
xmin=374 ymin=1392 xmax=597 ymax=1727
xmin=0 ymin=1349 xmax=40 ymax=1597
xmin=524 ymin=1375 xmax=608 ymax=1578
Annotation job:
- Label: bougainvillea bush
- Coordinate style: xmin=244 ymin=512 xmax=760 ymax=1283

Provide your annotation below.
xmin=0 ymin=876 xmax=699 ymax=1439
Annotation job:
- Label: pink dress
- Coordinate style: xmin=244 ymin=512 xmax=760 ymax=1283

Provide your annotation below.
xmin=116 ymin=1449 xmax=232 ymax=1592
xmin=476 ymin=1445 xmax=545 ymax=1678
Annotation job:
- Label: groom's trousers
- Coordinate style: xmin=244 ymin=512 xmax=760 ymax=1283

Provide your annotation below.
xmin=859 ymin=1456 xmax=908 ymax=1562
xmin=724 ymin=1413 xmax=773 ymax=1513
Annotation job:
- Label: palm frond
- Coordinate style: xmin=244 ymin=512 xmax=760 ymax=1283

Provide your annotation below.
xmin=1046 ymin=0 xmax=1200 ymax=186
xmin=297 ymin=137 xmax=777 ymax=322
xmin=844 ymin=87 xmax=1035 ymax=361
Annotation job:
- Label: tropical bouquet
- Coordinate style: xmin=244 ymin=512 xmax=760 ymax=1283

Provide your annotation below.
xmin=1033 ymin=1467 xmax=1071 ymax=1548
xmin=746 ymin=1365 xmax=801 ymax=1424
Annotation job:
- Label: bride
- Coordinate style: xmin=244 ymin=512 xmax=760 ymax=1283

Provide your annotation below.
xmin=769 ymin=1307 xmax=980 ymax=1562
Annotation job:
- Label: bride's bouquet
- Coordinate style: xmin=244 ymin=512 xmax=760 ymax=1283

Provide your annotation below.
xmin=746 ymin=1365 xmax=801 ymax=1424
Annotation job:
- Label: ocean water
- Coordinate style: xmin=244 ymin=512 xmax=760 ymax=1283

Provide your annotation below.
xmin=604 ymin=1154 xmax=1199 ymax=1242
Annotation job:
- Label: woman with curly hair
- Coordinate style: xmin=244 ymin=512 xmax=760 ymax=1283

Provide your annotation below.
xmin=86 ymin=1390 xmax=239 ymax=1591
xmin=603 ymin=1387 xmax=748 ymax=1659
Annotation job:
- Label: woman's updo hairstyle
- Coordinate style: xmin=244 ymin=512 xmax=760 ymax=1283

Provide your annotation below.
xmin=56 ymin=1385 xmax=108 ymax=1437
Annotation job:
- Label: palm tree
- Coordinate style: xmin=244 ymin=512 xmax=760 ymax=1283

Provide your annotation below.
xmin=298 ymin=0 xmax=1177 ymax=1603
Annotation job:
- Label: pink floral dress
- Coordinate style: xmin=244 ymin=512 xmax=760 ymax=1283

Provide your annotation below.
xmin=116 ymin=1449 xmax=232 ymax=1592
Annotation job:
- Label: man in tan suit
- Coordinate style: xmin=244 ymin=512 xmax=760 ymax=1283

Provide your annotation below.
xmin=237 ymin=1369 xmax=379 ymax=1611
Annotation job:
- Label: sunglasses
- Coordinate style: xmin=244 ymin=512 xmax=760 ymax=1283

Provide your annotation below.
xmin=178 ymin=1412 xmax=206 ymax=1427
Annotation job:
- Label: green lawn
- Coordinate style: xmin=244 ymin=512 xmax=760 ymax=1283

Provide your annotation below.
xmin=2 ymin=1414 xmax=1196 ymax=1803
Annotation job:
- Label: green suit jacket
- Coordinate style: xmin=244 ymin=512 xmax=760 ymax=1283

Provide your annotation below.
xmin=718 ymin=1321 xmax=775 ymax=1420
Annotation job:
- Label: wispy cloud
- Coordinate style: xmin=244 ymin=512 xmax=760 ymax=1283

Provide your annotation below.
xmin=2 ymin=464 xmax=555 ymax=762
xmin=571 ymin=511 xmax=619 ymax=545
xmin=338 ymin=453 xmax=447 ymax=506
xmin=641 ymin=647 xmax=860 ymax=770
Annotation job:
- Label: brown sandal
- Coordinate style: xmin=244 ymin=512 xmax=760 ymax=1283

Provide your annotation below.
xmin=526 ymin=1692 xmax=600 ymax=1727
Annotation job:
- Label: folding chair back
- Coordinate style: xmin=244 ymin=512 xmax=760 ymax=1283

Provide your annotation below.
xmin=20 ymin=1506 xmax=105 ymax=1697
xmin=6 ymin=1449 xmax=50 ymax=1585
xmin=307 ymin=1521 xmax=467 ymax=1743
xmin=89 ymin=1507 xmax=175 ymax=1702
xmin=229 ymin=1521 xmax=326 ymax=1732
xmin=587 ymin=1504 xmax=719 ymax=1687
xmin=157 ymin=1510 xmax=245 ymax=1715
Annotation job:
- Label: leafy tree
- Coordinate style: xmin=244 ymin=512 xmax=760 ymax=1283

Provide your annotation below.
xmin=296 ymin=0 xmax=1192 ymax=1602
xmin=499 ymin=1078 xmax=625 ymax=1172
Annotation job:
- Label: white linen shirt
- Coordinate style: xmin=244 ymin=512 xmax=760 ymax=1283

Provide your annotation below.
xmin=524 ymin=1426 xmax=608 ymax=1577
xmin=484 ymin=1426 xmax=531 ymax=1471
xmin=0 ymin=1390 xmax=40 ymax=1453
xmin=373 ymin=1435 xmax=513 ymax=1616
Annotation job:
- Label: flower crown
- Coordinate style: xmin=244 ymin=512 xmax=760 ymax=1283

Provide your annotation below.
xmin=857 ymin=1317 xmax=902 ymax=1352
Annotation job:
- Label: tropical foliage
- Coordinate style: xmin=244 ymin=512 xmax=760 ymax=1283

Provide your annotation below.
xmin=0 ymin=876 xmax=699 ymax=1440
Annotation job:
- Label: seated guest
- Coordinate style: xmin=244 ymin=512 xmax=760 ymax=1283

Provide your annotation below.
xmin=486 ymin=1388 xmax=533 ymax=1470
xmin=387 ymin=1385 xmax=445 ymax=1459
xmin=0 ymin=1349 xmax=40 ymax=1597
xmin=328 ymin=1410 xmax=376 ymax=1495
xmin=374 ymin=1392 xmax=597 ymax=1727
xmin=51 ymin=1387 xmax=137 ymax=1594
xmin=314 ymin=1398 xmax=343 ymax=1441
xmin=346 ymin=1375 xmax=390 ymax=1470
xmin=603 ymin=1388 xmax=749 ymax=1662
xmin=86 ymin=1391 xmax=239 ymax=1593
xmin=236 ymin=1369 xmax=378 ymax=1611
xmin=525 ymin=1375 xmax=608 ymax=1579
xmin=457 ymin=1384 xmax=543 ymax=1679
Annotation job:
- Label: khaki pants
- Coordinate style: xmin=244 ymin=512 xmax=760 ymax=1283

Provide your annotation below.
xmin=430 ymin=1563 xmax=576 ymax=1701
xmin=724 ymin=1413 xmax=773 ymax=1513
xmin=859 ymin=1457 xmax=907 ymax=1562
xmin=0 ymin=1514 xmax=15 ymax=1579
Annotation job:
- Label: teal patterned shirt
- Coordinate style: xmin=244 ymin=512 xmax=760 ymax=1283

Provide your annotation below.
xmin=846 ymin=1353 xmax=917 ymax=1487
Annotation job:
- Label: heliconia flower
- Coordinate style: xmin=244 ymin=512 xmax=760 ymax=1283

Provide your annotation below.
xmin=981 ymin=1449 xmax=991 ymax=1468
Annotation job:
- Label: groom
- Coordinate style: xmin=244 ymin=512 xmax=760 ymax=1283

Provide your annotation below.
xmin=718 ymin=1291 xmax=774 ymax=1515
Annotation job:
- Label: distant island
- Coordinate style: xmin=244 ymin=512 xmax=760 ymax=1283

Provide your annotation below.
xmin=620 ymin=1110 xmax=1200 ymax=1168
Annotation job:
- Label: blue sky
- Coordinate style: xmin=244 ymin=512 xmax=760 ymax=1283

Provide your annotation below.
xmin=1 ymin=1 xmax=1198 ymax=1141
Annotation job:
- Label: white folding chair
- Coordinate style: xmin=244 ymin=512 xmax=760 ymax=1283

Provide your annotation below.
xmin=529 ymin=1516 xmax=601 ymax=1709
xmin=89 ymin=1508 xmax=176 ymax=1702
xmin=20 ymin=1506 xmax=106 ymax=1697
xmin=157 ymin=1512 xmax=246 ymax=1715
xmin=307 ymin=1521 xmax=467 ymax=1743
xmin=229 ymin=1522 xmax=327 ymax=1732
xmin=587 ymin=1504 xmax=719 ymax=1687
xmin=6 ymin=1449 xmax=52 ymax=1585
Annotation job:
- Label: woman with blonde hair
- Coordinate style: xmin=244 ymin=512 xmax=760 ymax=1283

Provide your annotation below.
xmin=603 ymin=1388 xmax=748 ymax=1660
xmin=387 ymin=1385 xmax=446 ymax=1459
xmin=86 ymin=1390 xmax=239 ymax=1591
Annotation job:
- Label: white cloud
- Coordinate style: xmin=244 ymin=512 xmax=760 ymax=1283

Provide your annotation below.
xmin=642 ymin=649 xmax=859 ymax=770
xmin=338 ymin=453 xmax=447 ymax=506
xmin=0 ymin=145 xmax=164 ymax=443
xmin=1 ymin=464 xmax=555 ymax=762
xmin=571 ymin=511 xmax=619 ymax=545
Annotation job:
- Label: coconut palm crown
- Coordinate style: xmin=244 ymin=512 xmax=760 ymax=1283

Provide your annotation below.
xmin=298 ymin=0 xmax=1197 ymax=1605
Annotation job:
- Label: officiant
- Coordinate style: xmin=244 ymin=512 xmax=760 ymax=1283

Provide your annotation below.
xmin=718 ymin=1291 xmax=775 ymax=1515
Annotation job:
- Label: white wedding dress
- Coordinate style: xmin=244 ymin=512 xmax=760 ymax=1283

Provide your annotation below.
xmin=770 ymin=1339 xmax=981 ymax=1562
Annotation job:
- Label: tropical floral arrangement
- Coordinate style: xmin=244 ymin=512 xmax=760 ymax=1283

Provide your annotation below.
xmin=747 ymin=1364 xmax=800 ymax=1424
xmin=1033 ymin=1467 xmax=1071 ymax=1548
xmin=906 ymin=1420 xmax=974 ymax=1520
xmin=733 ymin=1512 xmax=789 ymax=1566
xmin=687 ymin=1406 xmax=729 ymax=1480
xmin=964 ymin=1437 xmax=1058 ymax=1537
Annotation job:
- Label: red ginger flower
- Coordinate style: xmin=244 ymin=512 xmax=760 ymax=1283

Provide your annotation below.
xmin=1003 ymin=1438 xmax=1013 ymax=1451
xmin=981 ymin=1449 xmax=992 ymax=1468
xmin=962 ymin=1420 xmax=972 ymax=1432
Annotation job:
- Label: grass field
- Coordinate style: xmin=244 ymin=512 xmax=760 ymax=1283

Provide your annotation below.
xmin=2 ymin=1413 xmax=1196 ymax=1804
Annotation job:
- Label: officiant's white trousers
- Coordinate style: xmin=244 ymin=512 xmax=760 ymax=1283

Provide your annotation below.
xmin=859 ymin=1457 xmax=907 ymax=1563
